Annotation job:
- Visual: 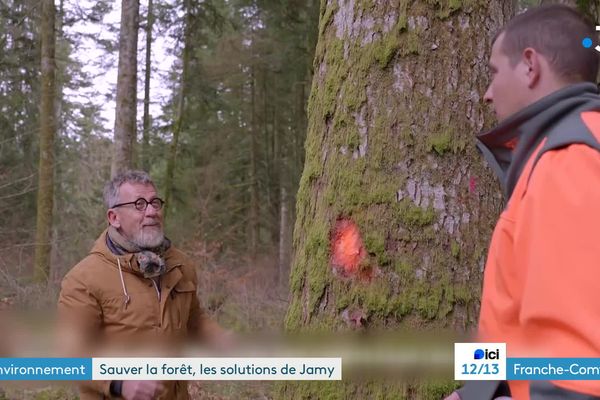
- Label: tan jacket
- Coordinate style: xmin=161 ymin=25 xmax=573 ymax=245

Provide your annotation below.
xmin=58 ymin=229 xmax=212 ymax=399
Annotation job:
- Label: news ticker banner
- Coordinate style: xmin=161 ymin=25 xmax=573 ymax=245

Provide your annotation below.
xmin=6 ymin=351 xmax=600 ymax=381
xmin=455 ymin=343 xmax=600 ymax=380
xmin=0 ymin=358 xmax=341 ymax=381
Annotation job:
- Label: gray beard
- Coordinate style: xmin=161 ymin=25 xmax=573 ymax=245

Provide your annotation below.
xmin=131 ymin=228 xmax=165 ymax=249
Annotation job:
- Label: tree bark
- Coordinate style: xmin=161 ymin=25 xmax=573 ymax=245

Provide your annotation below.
xmin=111 ymin=0 xmax=139 ymax=177
xmin=33 ymin=0 xmax=56 ymax=283
xmin=249 ymin=66 xmax=259 ymax=259
xmin=141 ymin=0 xmax=153 ymax=172
xmin=278 ymin=179 xmax=289 ymax=286
xmin=55 ymin=0 xmax=64 ymax=135
xmin=164 ymin=0 xmax=191 ymax=221
xmin=285 ymin=0 xmax=513 ymax=350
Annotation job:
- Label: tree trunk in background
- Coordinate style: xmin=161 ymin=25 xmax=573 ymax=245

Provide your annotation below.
xmin=164 ymin=0 xmax=191 ymax=222
xmin=262 ymin=68 xmax=272 ymax=227
xmin=33 ymin=0 xmax=56 ymax=283
xmin=249 ymin=67 xmax=259 ymax=259
xmin=111 ymin=0 xmax=139 ymax=177
xmin=284 ymin=0 xmax=512 ymax=396
xmin=55 ymin=0 xmax=64 ymax=135
xmin=278 ymin=178 xmax=289 ymax=286
xmin=277 ymin=95 xmax=290 ymax=285
xmin=141 ymin=0 xmax=154 ymax=172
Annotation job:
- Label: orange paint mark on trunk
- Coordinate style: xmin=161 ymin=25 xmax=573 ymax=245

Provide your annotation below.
xmin=330 ymin=219 xmax=367 ymax=278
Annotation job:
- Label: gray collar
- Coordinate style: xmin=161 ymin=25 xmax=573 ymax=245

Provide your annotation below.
xmin=476 ymin=82 xmax=600 ymax=200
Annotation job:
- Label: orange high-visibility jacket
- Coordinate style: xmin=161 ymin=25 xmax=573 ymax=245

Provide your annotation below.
xmin=476 ymin=83 xmax=600 ymax=400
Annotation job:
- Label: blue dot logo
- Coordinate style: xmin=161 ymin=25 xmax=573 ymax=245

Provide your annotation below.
xmin=583 ymin=37 xmax=593 ymax=49
xmin=474 ymin=349 xmax=485 ymax=360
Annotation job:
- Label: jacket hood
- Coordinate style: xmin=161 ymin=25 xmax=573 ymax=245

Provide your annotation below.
xmin=476 ymin=82 xmax=600 ymax=200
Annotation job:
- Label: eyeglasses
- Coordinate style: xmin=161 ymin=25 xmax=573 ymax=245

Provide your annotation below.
xmin=111 ymin=198 xmax=165 ymax=212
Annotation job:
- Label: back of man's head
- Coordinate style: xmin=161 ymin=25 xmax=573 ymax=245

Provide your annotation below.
xmin=500 ymin=4 xmax=599 ymax=83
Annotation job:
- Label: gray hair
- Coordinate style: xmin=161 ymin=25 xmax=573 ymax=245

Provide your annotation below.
xmin=103 ymin=170 xmax=156 ymax=209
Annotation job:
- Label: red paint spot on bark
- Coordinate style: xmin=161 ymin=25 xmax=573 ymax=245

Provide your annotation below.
xmin=469 ymin=176 xmax=477 ymax=193
xmin=330 ymin=219 xmax=367 ymax=278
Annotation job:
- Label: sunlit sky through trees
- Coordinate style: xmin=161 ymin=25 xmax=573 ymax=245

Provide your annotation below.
xmin=63 ymin=0 xmax=177 ymax=135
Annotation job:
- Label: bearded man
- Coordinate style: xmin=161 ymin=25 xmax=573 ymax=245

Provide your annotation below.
xmin=58 ymin=170 xmax=223 ymax=400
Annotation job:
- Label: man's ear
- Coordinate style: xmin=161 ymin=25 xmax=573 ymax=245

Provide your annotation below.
xmin=522 ymin=47 xmax=541 ymax=89
xmin=107 ymin=209 xmax=120 ymax=228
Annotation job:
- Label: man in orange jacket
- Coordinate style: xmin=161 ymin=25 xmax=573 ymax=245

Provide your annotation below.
xmin=448 ymin=5 xmax=600 ymax=400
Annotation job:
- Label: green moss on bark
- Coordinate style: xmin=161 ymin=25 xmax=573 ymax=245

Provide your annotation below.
xmin=394 ymin=200 xmax=436 ymax=228
xmin=450 ymin=241 xmax=460 ymax=258
xmin=428 ymin=130 xmax=453 ymax=155
xmin=319 ymin=2 xmax=337 ymax=37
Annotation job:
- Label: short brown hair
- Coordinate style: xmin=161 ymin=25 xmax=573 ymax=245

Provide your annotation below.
xmin=499 ymin=4 xmax=599 ymax=83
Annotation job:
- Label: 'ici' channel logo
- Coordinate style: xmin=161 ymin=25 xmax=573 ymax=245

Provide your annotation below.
xmin=582 ymin=26 xmax=600 ymax=52
xmin=474 ymin=348 xmax=500 ymax=360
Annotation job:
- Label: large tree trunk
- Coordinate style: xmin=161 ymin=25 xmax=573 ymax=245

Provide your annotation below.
xmin=33 ymin=0 xmax=56 ymax=283
xmin=111 ymin=0 xmax=139 ymax=177
xmin=141 ymin=0 xmax=154 ymax=172
xmin=284 ymin=0 xmax=512 ymax=396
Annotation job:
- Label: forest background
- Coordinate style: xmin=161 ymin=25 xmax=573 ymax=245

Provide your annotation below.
xmin=0 ymin=0 xmax=598 ymax=399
